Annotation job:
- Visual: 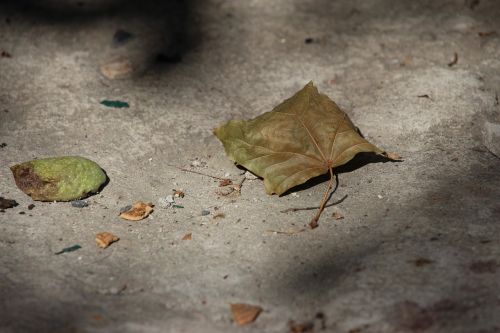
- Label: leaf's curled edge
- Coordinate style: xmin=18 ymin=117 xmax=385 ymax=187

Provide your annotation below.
xmin=214 ymin=82 xmax=387 ymax=196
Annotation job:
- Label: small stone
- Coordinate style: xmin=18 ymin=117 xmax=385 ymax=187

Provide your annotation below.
xmin=482 ymin=120 xmax=500 ymax=157
xmin=27 ymin=204 xmax=35 ymax=210
xmin=201 ymin=210 xmax=210 ymax=216
xmin=165 ymin=195 xmax=175 ymax=203
xmin=100 ymin=57 xmax=133 ymax=80
xmin=0 ymin=197 xmax=18 ymax=209
xmin=71 ymin=200 xmax=89 ymax=208
xmin=96 ymin=232 xmax=119 ymax=248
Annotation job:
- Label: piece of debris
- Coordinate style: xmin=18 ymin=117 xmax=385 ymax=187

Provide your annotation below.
xmin=55 ymin=244 xmax=82 ymax=255
xmin=27 ymin=204 xmax=35 ymax=210
xmin=289 ymin=320 xmax=314 ymax=333
xmin=410 ymin=257 xmax=434 ymax=267
xmin=96 ymin=232 xmax=119 ymax=248
xmin=100 ymin=100 xmax=130 ymax=108
xmin=230 ymin=303 xmax=263 ymax=326
xmin=173 ymin=189 xmax=185 ymax=198
xmin=478 ymin=31 xmax=496 ymax=37
xmin=1 ymin=50 xmax=12 ymax=58
xmin=119 ymin=201 xmax=153 ymax=221
xmin=100 ymin=58 xmax=133 ymax=80
xmin=304 ymin=37 xmax=315 ymax=44
xmin=447 ymin=52 xmax=458 ymax=67
xmin=0 ymin=143 xmax=6 ymax=148
xmin=417 ymin=94 xmax=430 ymax=99
xmin=201 ymin=210 xmax=210 ymax=216
xmin=10 ymin=156 xmax=107 ymax=202
xmin=481 ymin=120 xmax=500 ymax=158
xmin=213 ymin=212 xmax=225 ymax=219
xmin=332 ymin=210 xmax=344 ymax=220
xmin=219 ymin=178 xmax=233 ymax=187
xmin=113 ymin=29 xmax=133 ymax=46
xmin=266 ymin=228 xmax=305 ymax=235
xmin=384 ymin=152 xmax=403 ymax=160
xmin=173 ymin=204 xmax=184 ymax=209
xmin=71 ymin=200 xmax=89 ymax=208
xmin=181 ymin=232 xmax=192 ymax=240
xmin=0 ymin=197 xmax=18 ymax=209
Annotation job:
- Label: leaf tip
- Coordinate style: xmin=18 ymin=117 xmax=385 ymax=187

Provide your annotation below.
xmin=383 ymin=151 xmax=404 ymax=161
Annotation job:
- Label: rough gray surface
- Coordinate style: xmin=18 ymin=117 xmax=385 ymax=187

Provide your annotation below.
xmin=1 ymin=0 xmax=500 ymax=332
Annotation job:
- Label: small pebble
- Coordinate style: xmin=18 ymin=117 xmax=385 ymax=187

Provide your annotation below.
xmin=201 ymin=210 xmax=210 ymax=216
xmin=71 ymin=200 xmax=89 ymax=208
xmin=165 ymin=195 xmax=175 ymax=203
xmin=28 ymin=204 xmax=35 ymax=210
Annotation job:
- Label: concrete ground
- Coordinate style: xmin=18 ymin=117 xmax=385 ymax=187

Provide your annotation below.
xmin=1 ymin=0 xmax=500 ymax=332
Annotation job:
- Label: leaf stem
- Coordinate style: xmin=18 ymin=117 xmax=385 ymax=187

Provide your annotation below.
xmin=309 ymin=167 xmax=334 ymax=229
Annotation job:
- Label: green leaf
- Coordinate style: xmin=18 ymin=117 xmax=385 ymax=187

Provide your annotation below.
xmin=100 ymin=100 xmax=129 ymax=108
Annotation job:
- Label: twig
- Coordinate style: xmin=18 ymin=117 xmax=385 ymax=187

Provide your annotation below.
xmin=280 ymin=194 xmax=347 ymax=213
xmin=448 ymin=52 xmax=458 ymax=67
xmin=309 ymin=167 xmax=335 ymax=229
xmin=166 ymin=164 xmax=226 ymax=180
xmin=266 ymin=228 xmax=305 ymax=235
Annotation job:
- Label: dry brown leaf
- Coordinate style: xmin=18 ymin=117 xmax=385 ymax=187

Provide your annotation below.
xmin=181 ymin=233 xmax=192 ymax=240
xmin=219 ymin=178 xmax=233 ymax=187
xmin=96 ymin=232 xmax=119 ymax=248
xmin=214 ymin=82 xmax=390 ymax=228
xmin=230 ymin=303 xmax=263 ymax=326
xmin=119 ymin=201 xmax=153 ymax=221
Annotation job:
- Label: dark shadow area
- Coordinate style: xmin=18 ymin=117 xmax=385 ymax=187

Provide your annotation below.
xmin=264 ymin=149 xmax=500 ymax=330
xmin=0 ymin=0 xmax=200 ymax=73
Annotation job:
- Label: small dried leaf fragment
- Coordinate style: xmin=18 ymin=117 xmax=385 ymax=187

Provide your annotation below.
xmin=181 ymin=232 xmax=192 ymax=240
xmin=96 ymin=232 xmax=119 ymax=248
xmin=219 ymin=178 xmax=233 ymax=187
xmin=230 ymin=303 xmax=263 ymax=326
xmin=119 ymin=201 xmax=153 ymax=221
xmin=100 ymin=57 xmax=133 ymax=80
xmin=10 ymin=156 xmax=107 ymax=202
